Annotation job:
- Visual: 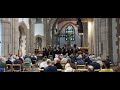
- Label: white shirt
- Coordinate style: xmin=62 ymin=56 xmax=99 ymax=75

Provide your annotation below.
xmin=39 ymin=61 xmax=48 ymax=68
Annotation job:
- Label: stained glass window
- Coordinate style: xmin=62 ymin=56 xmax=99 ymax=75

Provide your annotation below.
xmin=65 ymin=25 xmax=75 ymax=41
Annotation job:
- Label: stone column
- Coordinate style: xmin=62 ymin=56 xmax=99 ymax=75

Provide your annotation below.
xmin=14 ymin=18 xmax=19 ymax=55
xmin=0 ymin=18 xmax=2 ymax=56
xmin=93 ymin=18 xmax=97 ymax=56
xmin=83 ymin=22 xmax=88 ymax=47
xmin=29 ymin=18 xmax=35 ymax=54
xmin=95 ymin=18 xmax=99 ymax=57
xmin=108 ymin=18 xmax=113 ymax=63
xmin=43 ymin=18 xmax=47 ymax=48
xmin=1 ymin=18 xmax=11 ymax=57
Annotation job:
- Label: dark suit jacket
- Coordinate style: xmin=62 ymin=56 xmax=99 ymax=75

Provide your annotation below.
xmin=13 ymin=60 xmax=22 ymax=70
xmin=6 ymin=60 xmax=12 ymax=69
xmin=54 ymin=63 xmax=63 ymax=69
xmin=44 ymin=65 xmax=57 ymax=72
xmin=89 ymin=62 xmax=100 ymax=69
xmin=6 ymin=60 xmax=12 ymax=64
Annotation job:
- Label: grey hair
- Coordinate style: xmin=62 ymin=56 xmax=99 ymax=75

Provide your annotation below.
xmin=88 ymin=65 xmax=94 ymax=72
xmin=46 ymin=59 xmax=51 ymax=65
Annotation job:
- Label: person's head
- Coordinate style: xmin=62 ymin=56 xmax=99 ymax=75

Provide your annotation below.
xmin=51 ymin=61 xmax=55 ymax=66
xmin=42 ymin=58 xmax=47 ymax=61
xmin=46 ymin=59 xmax=51 ymax=65
xmin=87 ymin=65 xmax=94 ymax=72
xmin=44 ymin=56 xmax=47 ymax=59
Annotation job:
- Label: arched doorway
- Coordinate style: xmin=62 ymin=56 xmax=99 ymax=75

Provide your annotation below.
xmin=18 ymin=22 xmax=27 ymax=56
xmin=34 ymin=35 xmax=42 ymax=54
xmin=35 ymin=36 xmax=42 ymax=50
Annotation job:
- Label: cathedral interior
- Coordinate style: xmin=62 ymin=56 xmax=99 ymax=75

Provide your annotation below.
xmin=0 ymin=18 xmax=120 ymax=64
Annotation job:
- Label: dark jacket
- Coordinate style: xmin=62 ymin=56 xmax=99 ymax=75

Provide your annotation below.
xmin=89 ymin=62 xmax=100 ymax=69
xmin=31 ymin=57 xmax=37 ymax=64
xmin=6 ymin=60 xmax=12 ymax=70
xmin=44 ymin=65 xmax=57 ymax=72
xmin=13 ymin=59 xmax=22 ymax=70
xmin=54 ymin=63 xmax=63 ymax=69
xmin=70 ymin=63 xmax=76 ymax=69
xmin=6 ymin=60 xmax=12 ymax=64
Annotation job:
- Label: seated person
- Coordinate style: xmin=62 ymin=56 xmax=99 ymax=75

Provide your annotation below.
xmin=87 ymin=65 xmax=94 ymax=72
xmin=65 ymin=58 xmax=76 ymax=69
xmin=64 ymin=63 xmax=74 ymax=72
xmin=6 ymin=58 xmax=12 ymax=70
xmin=39 ymin=58 xmax=48 ymax=69
xmin=6 ymin=58 xmax=12 ymax=64
xmin=84 ymin=56 xmax=92 ymax=64
xmin=31 ymin=54 xmax=37 ymax=64
xmin=24 ymin=56 xmax=32 ymax=67
xmin=0 ymin=57 xmax=6 ymax=72
xmin=13 ymin=57 xmax=22 ymax=70
xmin=44 ymin=60 xmax=57 ymax=72
xmin=54 ymin=58 xmax=63 ymax=69
xmin=89 ymin=61 xmax=100 ymax=69
xmin=100 ymin=60 xmax=113 ymax=72
xmin=76 ymin=57 xmax=84 ymax=65
xmin=19 ymin=56 xmax=24 ymax=63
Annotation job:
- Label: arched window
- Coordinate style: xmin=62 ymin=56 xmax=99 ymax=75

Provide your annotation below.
xmin=65 ymin=25 xmax=75 ymax=41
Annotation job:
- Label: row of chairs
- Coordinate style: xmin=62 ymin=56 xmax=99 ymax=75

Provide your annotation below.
xmin=6 ymin=61 xmax=38 ymax=72
xmin=36 ymin=68 xmax=100 ymax=72
xmin=60 ymin=62 xmax=114 ymax=72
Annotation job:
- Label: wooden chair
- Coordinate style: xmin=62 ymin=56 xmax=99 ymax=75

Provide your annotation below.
xmin=76 ymin=65 xmax=85 ymax=69
xmin=94 ymin=69 xmax=100 ymax=72
xmin=12 ymin=64 xmax=21 ymax=72
xmin=6 ymin=64 xmax=12 ymax=72
xmin=77 ymin=69 xmax=88 ymax=72
xmin=57 ymin=69 xmax=63 ymax=72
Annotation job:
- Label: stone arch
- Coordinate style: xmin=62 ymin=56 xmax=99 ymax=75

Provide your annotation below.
xmin=59 ymin=22 xmax=78 ymax=33
xmin=35 ymin=35 xmax=42 ymax=50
